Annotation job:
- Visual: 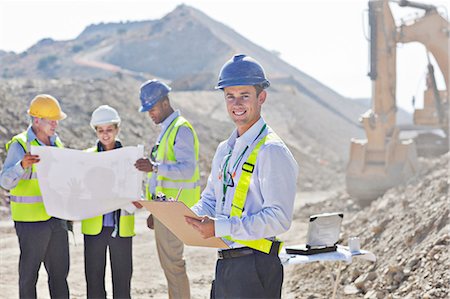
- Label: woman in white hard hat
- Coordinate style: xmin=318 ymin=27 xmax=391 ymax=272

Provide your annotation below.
xmin=81 ymin=105 xmax=135 ymax=299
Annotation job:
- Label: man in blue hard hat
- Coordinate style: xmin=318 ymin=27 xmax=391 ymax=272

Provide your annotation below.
xmin=135 ymin=79 xmax=200 ymax=299
xmin=186 ymin=54 xmax=299 ymax=298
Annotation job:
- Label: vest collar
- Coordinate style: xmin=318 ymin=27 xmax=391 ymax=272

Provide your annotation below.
xmin=158 ymin=110 xmax=180 ymax=141
xmin=160 ymin=110 xmax=180 ymax=131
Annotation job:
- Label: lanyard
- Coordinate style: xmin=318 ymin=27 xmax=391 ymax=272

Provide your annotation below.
xmin=221 ymin=124 xmax=267 ymax=208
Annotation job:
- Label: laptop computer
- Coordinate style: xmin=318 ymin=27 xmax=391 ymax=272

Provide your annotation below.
xmin=285 ymin=212 xmax=343 ymax=255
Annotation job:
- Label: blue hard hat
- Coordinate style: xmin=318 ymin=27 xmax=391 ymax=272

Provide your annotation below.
xmin=139 ymin=79 xmax=172 ymax=112
xmin=215 ymin=54 xmax=270 ymax=90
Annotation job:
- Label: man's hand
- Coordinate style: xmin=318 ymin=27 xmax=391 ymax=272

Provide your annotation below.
xmin=147 ymin=214 xmax=154 ymax=230
xmin=21 ymin=153 xmax=40 ymax=169
xmin=134 ymin=158 xmax=153 ymax=172
xmin=132 ymin=201 xmax=143 ymax=209
xmin=185 ymin=216 xmax=215 ymax=239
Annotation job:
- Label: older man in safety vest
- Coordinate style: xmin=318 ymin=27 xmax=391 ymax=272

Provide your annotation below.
xmin=134 ymin=79 xmax=200 ymax=299
xmin=0 ymin=94 xmax=70 ymax=298
xmin=186 ymin=54 xmax=299 ymax=299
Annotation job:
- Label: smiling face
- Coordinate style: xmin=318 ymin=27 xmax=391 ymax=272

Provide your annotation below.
xmin=95 ymin=124 xmax=119 ymax=151
xmin=223 ymin=85 xmax=266 ymax=136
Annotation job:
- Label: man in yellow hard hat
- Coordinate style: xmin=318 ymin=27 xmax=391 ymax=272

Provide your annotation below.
xmin=0 ymin=94 xmax=70 ymax=298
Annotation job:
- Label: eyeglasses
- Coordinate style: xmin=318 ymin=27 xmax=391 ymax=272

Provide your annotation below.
xmin=225 ymin=171 xmax=235 ymax=188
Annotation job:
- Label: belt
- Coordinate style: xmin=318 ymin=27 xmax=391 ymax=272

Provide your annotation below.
xmin=218 ymin=242 xmax=281 ymax=259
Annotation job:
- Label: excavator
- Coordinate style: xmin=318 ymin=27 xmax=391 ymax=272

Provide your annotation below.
xmin=346 ymin=0 xmax=449 ymax=200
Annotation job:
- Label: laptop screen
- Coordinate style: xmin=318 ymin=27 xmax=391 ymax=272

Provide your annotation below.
xmin=306 ymin=212 xmax=343 ymax=248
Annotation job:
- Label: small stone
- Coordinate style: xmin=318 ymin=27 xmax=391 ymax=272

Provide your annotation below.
xmin=393 ymin=272 xmax=404 ymax=283
xmin=388 ymin=265 xmax=402 ymax=273
xmin=344 ymin=284 xmax=360 ymax=295
xmin=364 ymin=290 xmax=377 ymax=299
xmin=367 ymin=271 xmax=377 ymax=281
xmin=351 ymin=268 xmax=362 ymax=280
xmin=354 ymin=272 xmax=376 ymax=289
xmin=399 ymin=284 xmax=411 ymax=294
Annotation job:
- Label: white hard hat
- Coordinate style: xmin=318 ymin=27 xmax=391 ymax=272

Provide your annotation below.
xmin=90 ymin=105 xmax=121 ymax=130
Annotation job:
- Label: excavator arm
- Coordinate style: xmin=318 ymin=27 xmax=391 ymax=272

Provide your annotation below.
xmin=397 ymin=0 xmax=449 ymax=132
xmin=346 ymin=0 xmax=417 ymax=201
xmin=346 ymin=0 xmax=449 ymax=201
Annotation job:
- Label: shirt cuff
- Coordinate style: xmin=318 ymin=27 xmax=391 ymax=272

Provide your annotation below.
xmin=122 ymin=203 xmax=137 ymax=214
xmin=156 ymin=163 xmax=167 ymax=176
xmin=12 ymin=161 xmax=25 ymax=177
xmin=0 ymin=161 xmax=25 ymax=190
xmin=214 ymin=217 xmax=231 ymax=237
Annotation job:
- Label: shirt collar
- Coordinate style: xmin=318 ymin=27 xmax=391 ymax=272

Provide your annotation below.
xmin=227 ymin=117 xmax=266 ymax=150
xmin=27 ymin=126 xmax=58 ymax=146
xmin=160 ymin=110 xmax=180 ymax=132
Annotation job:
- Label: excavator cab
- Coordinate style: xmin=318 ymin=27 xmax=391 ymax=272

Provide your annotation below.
xmin=346 ymin=0 xmax=449 ymax=201
xmin=411 ymin=63 xmax=449 ymax=156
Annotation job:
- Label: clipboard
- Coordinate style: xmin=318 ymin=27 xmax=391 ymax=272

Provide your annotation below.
xmin=139 ymin=200 xmax=229 ymax=249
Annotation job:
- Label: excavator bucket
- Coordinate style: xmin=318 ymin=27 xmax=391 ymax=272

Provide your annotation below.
xmin=346 ymin=138 xmax=419 ymax=202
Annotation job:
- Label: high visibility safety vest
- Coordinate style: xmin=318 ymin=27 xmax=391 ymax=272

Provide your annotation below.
xmin=81 ymin=146 xmax=135 ymax=237
xmin=146 ymin=116 xmax=200 ymax=208
xmin=224 ymin=132 xmax=283 ymax=254
xmin=5 ymin=131 xmax=64 ymax=222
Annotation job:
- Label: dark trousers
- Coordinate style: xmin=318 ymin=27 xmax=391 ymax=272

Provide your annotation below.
xmin=14 ymin=218 xmax=70 ymax=299
xmin=84 ymin=227 xmax=132 ymax=299
xmin=211 ymin=249 xmax=283 ymax=299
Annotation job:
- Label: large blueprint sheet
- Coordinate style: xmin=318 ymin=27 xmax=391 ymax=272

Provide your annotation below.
xmin=31 ymin=145 xmax=144 ymax=220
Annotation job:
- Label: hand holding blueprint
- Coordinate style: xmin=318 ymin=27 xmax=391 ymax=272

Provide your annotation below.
xmin=31 ymin=145 xmax=144 ymax=220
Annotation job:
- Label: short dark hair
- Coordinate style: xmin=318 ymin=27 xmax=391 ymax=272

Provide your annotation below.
xmin=161 ymin=95 xmax=170 ymax=103
xmin=254 ymin=85 xmax=264 ymax=96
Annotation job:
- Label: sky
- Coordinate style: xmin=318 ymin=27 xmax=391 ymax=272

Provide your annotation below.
xmin=0 ymin=0 xmax=448 ymax=112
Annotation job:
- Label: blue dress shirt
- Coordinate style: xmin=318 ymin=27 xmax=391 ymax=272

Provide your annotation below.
xmin=192 ymin=117 xmax=299 ymax=248
xmin=148 ymin=110 xmax=196 ymax=195
xmin=1 ymin=126 xmax=59 ymax=190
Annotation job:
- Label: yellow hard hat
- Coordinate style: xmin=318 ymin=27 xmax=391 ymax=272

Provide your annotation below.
xmin=27 ymin=94 xmax=67 ymax=120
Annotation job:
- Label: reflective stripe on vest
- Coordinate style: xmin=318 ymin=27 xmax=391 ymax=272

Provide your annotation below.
xmin=224 ymin=132 xmax=283 ymax=254
xmin=6 ymin=131 xmax=64 ymax=222
xmin=81 ymin=146 xmax=135 ymax=237
xmin=146 ymin=116 xmax=200 ymax=208
xmin=156 ymin=180 xmax=199 ymax=189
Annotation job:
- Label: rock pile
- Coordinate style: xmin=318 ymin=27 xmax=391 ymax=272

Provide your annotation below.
xmin=286 ymin=153 xmax=449 ymax=298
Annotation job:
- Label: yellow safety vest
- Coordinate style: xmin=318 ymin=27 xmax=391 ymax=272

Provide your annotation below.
xmin=146 ymin=116 xmax=200 ymax=208
xmin=5 ymin=131 xmax=64 ymax=222
xmin=81 ymin=146 xmax=135 ymax=237
xmin=224 ymin=132 xmax=283 ymax=254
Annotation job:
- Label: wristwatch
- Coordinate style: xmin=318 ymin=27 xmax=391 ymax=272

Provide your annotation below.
xmin=153 ymin=163 xmax=158 ymax=173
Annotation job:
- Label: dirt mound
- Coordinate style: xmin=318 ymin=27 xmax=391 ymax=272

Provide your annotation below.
xmin=284 ymin=153 xmax=449 ymax=298
xmin=0 ymin=77 xmax=360 ymax=201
